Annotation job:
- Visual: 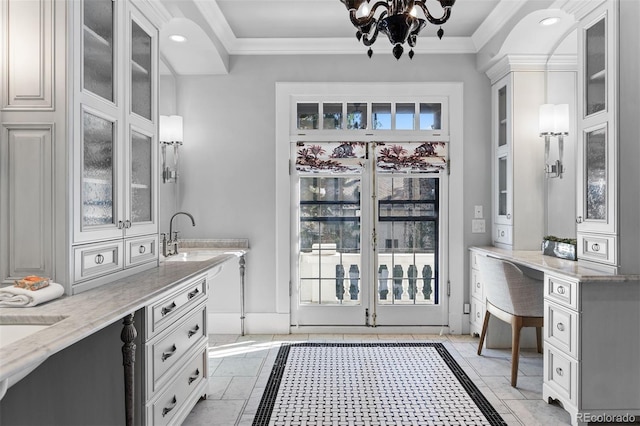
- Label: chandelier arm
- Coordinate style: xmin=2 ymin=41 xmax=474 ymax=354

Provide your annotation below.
xmin=413 ymin=1 xmax=453 ymax=25
xmin=362 ymin=27 xmax=380 ymax=46
xmin=348 ymin=1 xmax=391 ymax=28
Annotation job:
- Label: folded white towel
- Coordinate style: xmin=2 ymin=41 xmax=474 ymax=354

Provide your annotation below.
xmin=0 ymin=283 xmax=65 ymax=307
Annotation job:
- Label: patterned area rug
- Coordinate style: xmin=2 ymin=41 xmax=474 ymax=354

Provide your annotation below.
xmin=253 ymin=343 xmax=506 ymax=426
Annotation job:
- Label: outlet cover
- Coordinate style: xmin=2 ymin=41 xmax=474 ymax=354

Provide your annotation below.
xmin=474 ymin=205 xmax=483 ymax=219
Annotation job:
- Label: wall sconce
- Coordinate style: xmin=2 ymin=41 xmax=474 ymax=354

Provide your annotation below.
xmin=160 ymin=115 xmax=183 ymax=183
xmin=539 ymin=104 xmax=569 ymax=179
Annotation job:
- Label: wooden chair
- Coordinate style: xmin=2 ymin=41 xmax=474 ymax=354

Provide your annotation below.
xmin=476 ymin=255 xmax=544 ymax=387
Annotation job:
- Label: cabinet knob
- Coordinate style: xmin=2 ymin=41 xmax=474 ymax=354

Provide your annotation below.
xmin=138 ymin=245 xmax=146 ymax=254
xmin=476 ymin=282 xmax=481 ymax=289
xmin=557 ymin=286 xmax=565 ymax=295
xmin=556 ymin=322 xmax=565 ymax=332
xmin=476 ymin=311 xmax=481 ymax=319
xmin=591 ymin=243 xmax=600 ymax=252
xmin=95 ymin=254 xmax=104 ymax=265
xmin=576 ymin=216 xmax=583 ymax=224
xmin=117 ymin=220 xmax=125 ymax=229
xmin=124 ymin=220 xmax=131 ymax=229
xmin=500 ymin=231 xmax=505 ymax=237
xmin=555 ymin=367 xmax=564 ymax=376
xmin=506 ymin=213 xmax=511 ymax=219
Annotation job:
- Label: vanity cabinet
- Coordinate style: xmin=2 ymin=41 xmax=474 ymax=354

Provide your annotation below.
xmin=575 ymin=1 xmax=618 ymax=267
xmin=141 ymin=272 xmax=209 ymax=426
xmin=0 ymin=0 xmax=159 ymax=292
xmin=489 ymin=67 xmax=545 ymax=250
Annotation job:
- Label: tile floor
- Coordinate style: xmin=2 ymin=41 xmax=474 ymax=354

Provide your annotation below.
xmin=182 ymin=333 xmax=574 ymax=426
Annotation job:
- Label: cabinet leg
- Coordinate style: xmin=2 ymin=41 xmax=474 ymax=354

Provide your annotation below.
xmin=239 ymin=255 xmax=246 ymax=336
xmin=121 ymin=313 xmax=137 ymax=426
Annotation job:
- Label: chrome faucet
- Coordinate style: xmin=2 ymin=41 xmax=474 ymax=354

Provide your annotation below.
xmin=162 ymin=211 xmax=196 ymax=257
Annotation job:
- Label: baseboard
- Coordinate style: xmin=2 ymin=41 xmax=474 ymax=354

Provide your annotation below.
xmin=207 ymin=312 xmax=290 ymax=335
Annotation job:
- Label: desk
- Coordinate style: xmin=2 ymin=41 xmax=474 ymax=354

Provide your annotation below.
xmin=470 ymin=246 xmax=640 ymax=426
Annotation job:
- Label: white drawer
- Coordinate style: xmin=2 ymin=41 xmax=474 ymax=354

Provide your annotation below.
xmin=470 ymin=297 xmax=486 ymax=335
xmin=494 ymin=224 xmax=512 ymax=245
xmin=146 ymin=349 xmax=207 ymax=426
xmin=544 ymin=274 xmax=578 ymax=311
xmin=73 ymin=240 xmax=124 ymax=282
xmin=544 ymin=344 xmax=578 ymax=406
xmin=471 ymin=268 xmax=484 ymax=301
xmin=544 ymin=301 xmax=579 ymax=359
xmin=470 ymin=251 xmax=480 ymax=270
xmin=147 ymin=305 xmax=207 ymax=395
xmin=125 ymin=235 xmax=158 ymax=268
xmin=146 ymin=273 xmax=208 ymax=337
xmin=577 ymin=233 xmax=616 ymax=265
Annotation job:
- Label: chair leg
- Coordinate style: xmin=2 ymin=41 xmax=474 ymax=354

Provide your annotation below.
xmin=477 ymin=311 xmax=490 ymax=355
xmin=536 ymin=326 xmax=543 ymax=354
xmin=511 ymin=316 xmax=523 ymax=387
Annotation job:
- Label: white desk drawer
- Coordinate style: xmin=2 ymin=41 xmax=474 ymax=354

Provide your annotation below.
xmin=578 ymin=233 xmax=616 ymax=265
xmin=544 ymin=301 xmax=579 ymax=359
xmin=471 ymin=268 xmax=484 ymax=301
xmin=494 ymin=224 xmax=512 ymax=245
xmin=545 ymin=274 xmax=578 ymax=311
xmin=73 ymin=240 xmax=124 ymax=282
xmin=470 ymin=297 xmax=485 ymax=334
xmin=148 ymin=305 xmax=207 ymax=394
xmin=125 ymin=235 xmax=158 ymax=267
xmin=146 ymin=349 xmax=207 ymax=426
xmin=544 ymin=344 xmax=578 ymax=406
xmin=146 ymin=273 xmax=207 ymax=337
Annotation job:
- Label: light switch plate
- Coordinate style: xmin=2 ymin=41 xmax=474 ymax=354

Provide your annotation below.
xmin=472 ymin=219 xmax=486 ymax=233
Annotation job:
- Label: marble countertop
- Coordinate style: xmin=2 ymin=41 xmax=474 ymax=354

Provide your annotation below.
xmin=470 ymin=246 xmax=640 ymax=281
xmin=0 ymin=239 xmax=248 ymax=386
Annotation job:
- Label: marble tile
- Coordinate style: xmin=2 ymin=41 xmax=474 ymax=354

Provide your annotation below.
xmin=481 ymin=375 xmax=527 ymax=400
xmin=467 ymin=353 xmax=515 ymax=377
xmin=223 ymin=376 xmax=258 ymax=399
xmin=182 ymin=399 xmax=246 ymax=426
xmin=504 ymin=398 xmax=572 ymax=426
xmin=206 ymin=376 xmax=232 ymax=399
xmin=212 ymin=356 xmax=264 ymax=377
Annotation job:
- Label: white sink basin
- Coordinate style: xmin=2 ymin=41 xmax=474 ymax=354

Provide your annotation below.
xmin=164 ymin=250 xmax=223 ymax=262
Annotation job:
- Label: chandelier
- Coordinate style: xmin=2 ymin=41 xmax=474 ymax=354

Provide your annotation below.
xmin=339 ymin=0 xmax=456 ymax=59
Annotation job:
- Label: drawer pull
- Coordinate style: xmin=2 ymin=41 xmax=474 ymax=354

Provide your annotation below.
xmin=162 ymin=396 xmax=177 ymax=417
xmin=555 ymin=367 xmax=564 ymax=377
xmin=500 ymin=230 xmax=505 ymax=237
xmin=591 ymin=243 xmax=600 ymax=252
xmin=161 ymin=344 xmax=177 ymax=361
xmin=95 ymin=254 xmax=104 ymax=265
xmin=188 ymin=288 xmax=200 ymax=299
xmin=476 ymin=311 xmax=481 ymax=319
xmin=556 ymin=322 xmax=565 ymax=332
xmin=188 ymin=368 xmax=200 ymax=385
xmin=138 ymin=245 xmax=146 ymax=254
xmin=476 ymin=282 xmax=481 ymax=289
xmin=161 ymin=302 xmax=177 ymax=316
xmin=556 ymin=286 xmax=565 ymax=295
xmin=188 ymin=324 xmax=200 ymax=338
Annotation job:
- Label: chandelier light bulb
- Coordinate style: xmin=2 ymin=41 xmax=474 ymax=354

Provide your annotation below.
xmin=410 ymin=6 xmax=418 ymax=17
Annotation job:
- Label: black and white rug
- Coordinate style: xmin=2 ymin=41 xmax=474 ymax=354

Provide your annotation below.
xmin=253 ymin=343 xmax=506 ymax=426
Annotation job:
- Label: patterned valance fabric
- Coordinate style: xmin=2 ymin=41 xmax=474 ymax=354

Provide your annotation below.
xmin=375 ymin=142 xmax=447 ymax=173
xmin=295 ymin=141 xmax=447 ymax=174
xmin=295 ymin=142 xmax=366 ymax=174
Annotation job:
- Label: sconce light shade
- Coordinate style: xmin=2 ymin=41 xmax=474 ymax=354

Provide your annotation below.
xmin=539 ymin=104 xmax=555 ymax=136
xmin=553 ymin=104 xmax=569 ymax=135
xmin=160 ymin=115 xmax=183 ymax=143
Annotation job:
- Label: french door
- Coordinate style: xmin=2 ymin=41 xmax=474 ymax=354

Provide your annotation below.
xmin=291 ymin=141 xmax=448 ymax=327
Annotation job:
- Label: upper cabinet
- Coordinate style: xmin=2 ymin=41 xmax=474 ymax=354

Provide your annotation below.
xmin=576 ymin=1 xmax=617 ymax=266
xmin=489 ymin=66 xmax=545 ymax=250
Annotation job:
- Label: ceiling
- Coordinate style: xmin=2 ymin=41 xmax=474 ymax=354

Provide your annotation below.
xmin=151 ymin=0 xmax=576 ymax=75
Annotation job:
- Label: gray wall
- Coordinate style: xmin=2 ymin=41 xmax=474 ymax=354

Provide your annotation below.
xmin=165 ymin=53 xmax=492 ymax=322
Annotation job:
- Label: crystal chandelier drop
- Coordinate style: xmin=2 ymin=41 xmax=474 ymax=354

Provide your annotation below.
xmin=339 ymin=0 xmax=456 ymax=59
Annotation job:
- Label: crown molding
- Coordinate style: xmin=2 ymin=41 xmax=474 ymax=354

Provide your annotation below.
xmin=471 ymin=0 xmax=529 ymax=51
xmin=133 ymin=0 xmax=172 ymax=27
xmin=485 ymin=54 xmax=550 ymax=84
xmin=557 ymin=0 xmax=607 ymax=21
xmin=546 ymin=53 xmax=577 ymax=71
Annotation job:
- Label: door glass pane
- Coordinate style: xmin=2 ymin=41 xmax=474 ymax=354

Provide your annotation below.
xmin=82 ymin=111 xmax=114 ymax=226
xmin=372 ymin=103 xmax=391 ymax=130
xmin=297 ymin=103 xmax=318 ymax=130
xmin=347 ymin=103 xmax=367 ymax=129
xmin=498 ymin=86 xmax=507 ymax=147
xmin=396 ymin=103 xmax=415 ymax=130
xmin=83 ymin=0 xmax=114 ymax=101
xmin=420 ymin=103 xmax=442 ymax=130
xmin=585 ymin=127 xmax=606 ymax=220
xmin=498 ymin=156 xmax=507 ymax=216
xmin=131 ymin=131 xmax=152 ymax=223
xmin=377 ymin=177 xmax=438 ymax=305
xmin=131 ymin=20 xmax=152 ymax=120
xmin=299 ymin=177 xmax=361 ymax=305
xmin=323 ymin=103 xmax=342 ymax=130
xmin=585 ymin=18 xmax=606 ymax=116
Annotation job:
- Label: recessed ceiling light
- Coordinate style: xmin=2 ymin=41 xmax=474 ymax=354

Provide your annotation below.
xmin=169 ymin=34 xmax=187 ymax=43
xmin=539 ymin=17 xmax=560 ymax=26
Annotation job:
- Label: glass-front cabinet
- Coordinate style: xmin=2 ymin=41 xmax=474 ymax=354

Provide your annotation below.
xmin=492 ymin=75 xmax=512 ymax=228
xmin=576 ymin=1 xmax=617 ymax=266
xmin=74 ymin=0 xmax=157 ymax=250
